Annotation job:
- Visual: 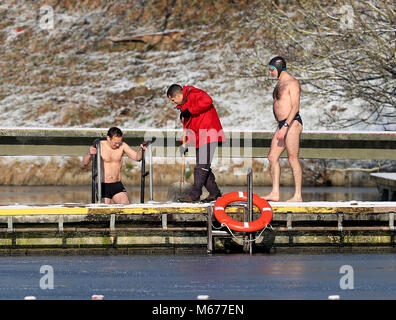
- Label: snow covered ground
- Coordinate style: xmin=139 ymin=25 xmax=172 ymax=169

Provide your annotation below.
xmin=1 ymin=1 xmax=393 ymax=132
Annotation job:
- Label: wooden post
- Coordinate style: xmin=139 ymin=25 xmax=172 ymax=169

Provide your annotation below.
xmin=287 ymin=214 xmax=293 ymax=230
xmin=338 ymin=214 xmax=344 ymax=231
xmin=7 ymin=216 xmax=13 ymax=233
xmin=58 ymin=215 xmax=64 ymax=232
xmin=162 ymin=213 xmax=168 ymax=230
xmin=110 ymin=214 xmax=116 ymax=231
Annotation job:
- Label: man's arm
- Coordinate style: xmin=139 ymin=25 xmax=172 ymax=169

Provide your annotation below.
xmin=285 ymin=80 xmax=301 ymax=125
xmin=81 ymin=146 xmax=97 ymax=168
xmin=122 ymin=143 xmax=147 ymax=161
xmin=186 ymin=90 xmax=213 ymax=115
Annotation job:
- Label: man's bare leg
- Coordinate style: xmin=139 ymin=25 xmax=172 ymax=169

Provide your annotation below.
xmin=112 ymin=192 xmax=130 ymax=204
xmin=285 ymin=122 xmax=303 ymax=202
xmin=263 ymin=131 xmax=285 ymax=201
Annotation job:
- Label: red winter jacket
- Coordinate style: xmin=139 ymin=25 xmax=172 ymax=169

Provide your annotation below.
xmin=178 ymin=86 xmax=225 ymax=148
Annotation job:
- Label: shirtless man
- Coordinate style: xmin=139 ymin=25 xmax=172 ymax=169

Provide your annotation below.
xmin=81 ymin=127 xmax=147 ymax=204
xmin=263 ymin=56 xmax=303 ymax=202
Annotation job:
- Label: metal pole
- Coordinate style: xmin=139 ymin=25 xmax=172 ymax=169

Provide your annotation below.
xmin=141 ymin=149 xmax=146 ymax=203
xmin=140 ymin=137 xmax=156 ymax=204
xmin=148 ymin=143 xmax=153 ymax=201
xmin=91 ymin=148 xmax=97 ymax=203
xmin=247 ymin=168 xmax=253 ymax=254
xmin=207 ymin=206 xmax=213 ymax=253
xmin=96 ymin=139 xmax=102 ymax=203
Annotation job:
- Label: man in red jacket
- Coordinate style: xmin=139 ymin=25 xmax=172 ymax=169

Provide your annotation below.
xmin=167 ymin=84 xmax=225 ymax=203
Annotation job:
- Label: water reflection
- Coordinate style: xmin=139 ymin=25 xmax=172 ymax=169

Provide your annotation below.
xmin=0 ymin=185 xmax=379 ymax=206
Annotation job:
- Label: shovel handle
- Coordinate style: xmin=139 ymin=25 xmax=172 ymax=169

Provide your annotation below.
xmin=181 ymin=154 xmax=185 ymax=183
xmin=181 ymin=131 xmax=187 ymax=183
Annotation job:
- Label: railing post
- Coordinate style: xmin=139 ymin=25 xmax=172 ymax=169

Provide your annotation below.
xmin=91 ymin=138 xmax=102 ymax=203
xmin=247 ymin=168 xmax=253 ymax=254
xmin=96 ymin=139 xmax=102 ymax=203
xmin=148 ymin=143 xmax=154 ymax=201
xmin=91 ymin=148 xmax=97 ymax=203
xmin=140 ymin=137 xmax=156 ymax=203
xmin=141 ymin=149 xmax=146 ymax=203
xmin=207 ymin=206 xmax=213 ymax=253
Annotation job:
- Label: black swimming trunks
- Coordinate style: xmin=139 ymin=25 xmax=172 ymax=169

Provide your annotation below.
xmin=278 ymin=112 xmax=303 ymax=129
xmin=101 ymin=181 xmax=127 ymax=199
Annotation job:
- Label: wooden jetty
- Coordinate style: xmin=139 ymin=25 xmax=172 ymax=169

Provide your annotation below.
xmin=0 ymin=127 xmax=394 ymax=254
xmin=0 ymin=202 xmax=395 ymax=254
xmin=370 ymin=173 xmax=396 ymax=201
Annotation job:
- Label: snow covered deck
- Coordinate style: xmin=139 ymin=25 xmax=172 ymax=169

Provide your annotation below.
xmin=0 ymin=200 xmax=395 ymax=216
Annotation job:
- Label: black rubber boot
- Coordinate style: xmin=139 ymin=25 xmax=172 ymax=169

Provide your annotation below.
xmin=201 ymin=192 xmax=222 ymax=203
xmin=203 ymin=168 xmax=221 ymax=199
xmin=189 ymin=165 xmax=210 ymax=201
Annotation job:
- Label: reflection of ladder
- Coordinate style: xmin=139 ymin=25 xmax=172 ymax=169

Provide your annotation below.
xmin=91 ymin=139 xmax=102 ymax=203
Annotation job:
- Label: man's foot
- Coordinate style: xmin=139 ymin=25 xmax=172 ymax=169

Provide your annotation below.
xmin=178 ymin=194 xmax=200 ymax=203
xmin=286 ymin=196 xmax=303 ymax=202
xmin=262 ymin=192 xmax=280 ymax=202
xmin=201 ymin=193 xmax=222 ymax=203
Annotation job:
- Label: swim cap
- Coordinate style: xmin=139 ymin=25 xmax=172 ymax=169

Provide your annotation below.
xmin=269 ymin=56 xmax=286 ymax=78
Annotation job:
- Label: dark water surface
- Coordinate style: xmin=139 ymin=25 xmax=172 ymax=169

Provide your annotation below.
xmin=0 ymin=185 xmax=379 ymax=205
xmin=0 ymin=253 xmax=395 ymax=300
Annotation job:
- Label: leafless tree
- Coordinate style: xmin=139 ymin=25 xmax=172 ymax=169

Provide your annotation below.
xmin=221 ymin=0 xmax=395 ymax=130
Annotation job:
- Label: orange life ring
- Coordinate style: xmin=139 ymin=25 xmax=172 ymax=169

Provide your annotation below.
xmin=213 ymin=191 xmax=273 ymax=232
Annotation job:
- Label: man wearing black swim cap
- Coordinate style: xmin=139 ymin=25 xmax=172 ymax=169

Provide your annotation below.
xmin=263 ymin=56 xmax=303 ymax=202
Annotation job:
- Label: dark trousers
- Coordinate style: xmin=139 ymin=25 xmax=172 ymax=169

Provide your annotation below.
xmin=190 ymin=142 xmax=221 ymax=200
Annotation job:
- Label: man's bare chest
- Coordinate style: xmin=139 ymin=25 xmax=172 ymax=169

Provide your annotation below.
xmin=101 ymin=146 xmax=123 ymax=163
xmin=273 ymin=82 xmax=289 ymax=101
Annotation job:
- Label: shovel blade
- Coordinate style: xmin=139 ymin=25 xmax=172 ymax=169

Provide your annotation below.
xmin=166 ymin=181 xmax=193 ymax=202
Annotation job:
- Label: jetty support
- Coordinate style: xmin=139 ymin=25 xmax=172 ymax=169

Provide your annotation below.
xmin=0 ymin=202 xmax=395 ymax=254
